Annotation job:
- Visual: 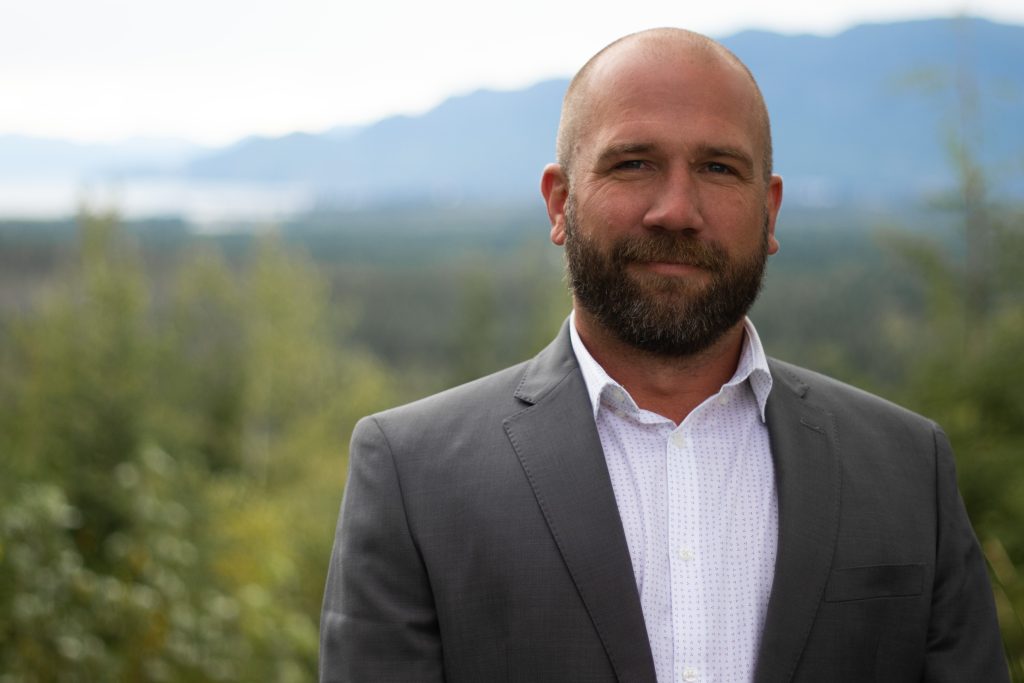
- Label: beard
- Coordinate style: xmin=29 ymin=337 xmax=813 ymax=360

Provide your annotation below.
xmin=563 ymin=196 xmax=769 ymax=358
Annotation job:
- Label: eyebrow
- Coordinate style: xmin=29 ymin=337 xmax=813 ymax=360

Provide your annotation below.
xmin=595 ymin=142 xmax=657 ymax=166
xmin=696 ymin=144 xmax=755 ymax=170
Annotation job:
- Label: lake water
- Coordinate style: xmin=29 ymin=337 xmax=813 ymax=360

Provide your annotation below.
xmin=0 ymin=178 xmax=316 ymax=226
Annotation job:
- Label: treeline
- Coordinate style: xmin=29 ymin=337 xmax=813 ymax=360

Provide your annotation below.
xmin=0 ymin=197 xmax=1021 ymax=679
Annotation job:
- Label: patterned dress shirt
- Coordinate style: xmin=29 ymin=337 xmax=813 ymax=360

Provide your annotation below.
xmin=569 ymin=314 xmax=778 ymax=683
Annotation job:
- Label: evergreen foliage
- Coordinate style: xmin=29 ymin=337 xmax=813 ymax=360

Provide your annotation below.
xmin=881 ymin=201 xmax=1024 ymax=679
xmin=0 ymin=213 xmax=393 ymax=681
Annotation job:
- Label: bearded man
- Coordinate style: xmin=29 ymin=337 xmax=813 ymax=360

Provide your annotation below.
xmin=319 ymin=28 xmax=1008 ymax=683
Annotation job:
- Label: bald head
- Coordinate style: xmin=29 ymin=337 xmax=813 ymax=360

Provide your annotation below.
xmin=556 ymin=28 xmax=773 ymax=184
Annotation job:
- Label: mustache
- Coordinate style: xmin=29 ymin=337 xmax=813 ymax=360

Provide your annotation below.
xmin=611 ymin=233 xmax=727 ymax=271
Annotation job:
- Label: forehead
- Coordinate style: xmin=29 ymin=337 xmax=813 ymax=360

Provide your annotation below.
xmin=576 ymin=44 xmax=762 ymax=162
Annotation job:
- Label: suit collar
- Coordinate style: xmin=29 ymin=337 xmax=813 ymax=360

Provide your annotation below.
xmin=512 ymin=320 xmax=581 ymax=406
xmin=506 ymin=321 xmax=658 ymax=682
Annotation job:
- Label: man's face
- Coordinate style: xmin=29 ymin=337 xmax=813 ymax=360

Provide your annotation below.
xmin=544 ymin=43 xmax=783 ymax=357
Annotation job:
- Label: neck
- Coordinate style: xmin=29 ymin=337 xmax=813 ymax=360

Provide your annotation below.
xmin=574 ymin=307 xmax=746 ymax=424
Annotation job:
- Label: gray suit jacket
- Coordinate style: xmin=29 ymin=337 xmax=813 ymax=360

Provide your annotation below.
xmin=320 ymin=322 xmax=1007 ymax=682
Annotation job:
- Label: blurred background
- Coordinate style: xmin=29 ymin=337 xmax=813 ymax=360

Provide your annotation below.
xmin=2 ymin=1 xmax=1023 ymax=680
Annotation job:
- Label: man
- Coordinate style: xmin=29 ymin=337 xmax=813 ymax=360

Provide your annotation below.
xmin=320 ymin=28 xmax=1008 ymax=682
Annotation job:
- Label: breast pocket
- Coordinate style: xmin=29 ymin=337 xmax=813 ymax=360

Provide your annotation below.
xmin=825 ymin=563 xmax=925 ymax=602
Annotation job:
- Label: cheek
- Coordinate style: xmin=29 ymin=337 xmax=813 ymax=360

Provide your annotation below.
xmin=578 ymin=185 xmax=649 ymax=231
xmin=702 ymin=191 xmax=766 ymax=236
xmin=700 ymin=184 xmax=758 ymax=214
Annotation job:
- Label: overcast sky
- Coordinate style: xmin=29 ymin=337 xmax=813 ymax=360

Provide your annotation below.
xmin=3 ymin=0 xmax=1022 ymax=145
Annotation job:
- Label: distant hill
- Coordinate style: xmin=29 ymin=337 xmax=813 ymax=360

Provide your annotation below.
xmin=722 ymin=18 xmax=1024 ymax=205
xmin=184 ymin=17 xmax=1024 ymax=206
xmin=187 ymin=78 xmax=566 ymax=205
xmin=3 ymin=16 xmax=1022 ymax=213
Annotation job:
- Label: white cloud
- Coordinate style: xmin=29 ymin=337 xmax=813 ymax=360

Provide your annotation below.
xmin=2 ymin=0 xmax=1021 ymax=143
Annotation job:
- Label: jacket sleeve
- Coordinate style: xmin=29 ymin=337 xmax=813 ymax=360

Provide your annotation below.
xmin=923 ymin=426 xmax=1009 ymax=682
xmin=319 ymin=416 xmax=444 ymax=683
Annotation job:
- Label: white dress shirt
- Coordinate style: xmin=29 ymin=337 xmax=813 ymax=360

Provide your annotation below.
xmin=570 ymin=313 xmax=778 ymax=683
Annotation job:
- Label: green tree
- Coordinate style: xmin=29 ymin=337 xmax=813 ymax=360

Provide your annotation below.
xmin=885 ymin=205 xmax=1024 ymax=678
xmin=885 ymin=33 xmax=1024 ymax=676
xmin=0 ymin=213 xmax=395 ymax=681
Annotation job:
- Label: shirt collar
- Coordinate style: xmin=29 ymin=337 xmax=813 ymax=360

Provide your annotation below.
xmin=568 ymin=311 xmax=773 ymax=423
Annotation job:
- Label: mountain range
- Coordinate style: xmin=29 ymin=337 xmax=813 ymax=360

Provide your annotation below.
xmin=4 ymin=16 xmax=1022 ymax=214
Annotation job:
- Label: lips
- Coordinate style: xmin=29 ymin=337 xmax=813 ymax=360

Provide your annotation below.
xmin=634 ymin=258 xmax=707 ymax=268
xmin=628 ymin=260 xmax=713 ymax=282
xmin=616 ymin=237 xmax=725 ymax=272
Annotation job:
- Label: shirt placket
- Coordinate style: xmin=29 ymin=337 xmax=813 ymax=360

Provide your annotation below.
xmin=667 ymin=413 xmax=707 ymax=683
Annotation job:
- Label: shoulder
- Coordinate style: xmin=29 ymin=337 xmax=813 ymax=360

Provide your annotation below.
xmin=345 ymin=355 xmax=574 ymax=492
xmin=767 ymin=357 xmax=940 ymax=436
xmin=766 ymin=358 xmax=951 ymax=492
xmin=353 ymin=360 xmax=533 ymax=449
xmin=388 ymin=360 xmax=530 ymax=419
xmin=356 ymin=321 xmax=581 ymax=452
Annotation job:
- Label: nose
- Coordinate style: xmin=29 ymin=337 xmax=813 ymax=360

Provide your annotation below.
xmin=641 ymin=169 xmax=704 ymax=232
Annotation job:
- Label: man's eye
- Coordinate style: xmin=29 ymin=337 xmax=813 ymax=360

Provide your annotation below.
xmin=706 ymin=162 xmax=734 ymax=174
xmin=614 ymin=160 xmax=647 ymax=170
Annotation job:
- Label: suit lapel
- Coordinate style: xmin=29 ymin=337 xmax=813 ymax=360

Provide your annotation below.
xmin=504 ymin=334 xmax=842 ymax=683
xmin=504 ymin=325 xmax=658 ymax=683
xmin=755 ymin=360 xmax=842 ymax=683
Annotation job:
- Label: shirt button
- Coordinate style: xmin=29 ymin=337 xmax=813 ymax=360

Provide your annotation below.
xmin=682 ymin=667 xmax=699 ymax=682
xmin=677 ymin=547 xmax=694 ymax=561
xmin=717 ymin=393 xmax=731 ymax=405
xmin=670 ymin=432 xmax=686 ymax=448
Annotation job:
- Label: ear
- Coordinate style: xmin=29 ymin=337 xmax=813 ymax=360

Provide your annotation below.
xmin=540 ymin=163 xmax=569 ymax=246
xmin=765 ymin=174 xmax=783 ymax=255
